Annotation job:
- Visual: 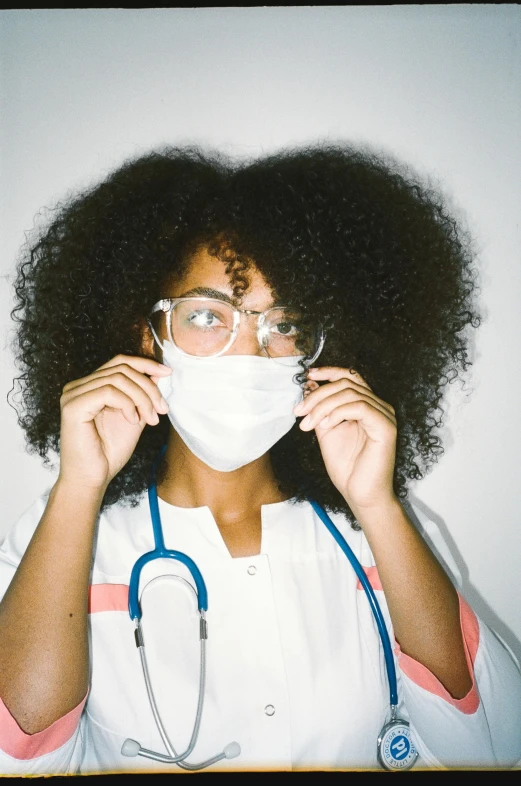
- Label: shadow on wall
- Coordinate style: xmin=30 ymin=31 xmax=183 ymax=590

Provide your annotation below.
xmin=407 ymin=494 xmax=521 ymax=666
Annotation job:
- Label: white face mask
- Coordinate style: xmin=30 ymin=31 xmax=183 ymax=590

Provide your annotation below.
xmin=157 ymin=341 xmax=305 ymax=472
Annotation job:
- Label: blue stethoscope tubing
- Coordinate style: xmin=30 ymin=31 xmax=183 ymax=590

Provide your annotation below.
xmin=126 ymin=448 xmax=219 ymax=770
xmin=126 ymin=448 xmax=403 ymax=769
xmin=307 ymin=499 xmax=398 ymax=709
xmin=129 ymin=445 xmax=208 ymax=620
xmin=128 ymin=482 xmax=208 ymax=620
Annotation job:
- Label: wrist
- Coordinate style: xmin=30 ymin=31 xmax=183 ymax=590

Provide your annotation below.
xmin=349 ymin=494 xmax=404 ymax=530
xmin=52 ymin=475 xmax=108 ymax=509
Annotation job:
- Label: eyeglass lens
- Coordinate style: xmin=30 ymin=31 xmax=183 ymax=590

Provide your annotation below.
xmin=169 ymin=299 xmax=319 ymax=359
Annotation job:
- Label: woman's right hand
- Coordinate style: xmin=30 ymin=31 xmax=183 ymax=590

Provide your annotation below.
xmin=58 ymin=355 xmax=171 ymax=492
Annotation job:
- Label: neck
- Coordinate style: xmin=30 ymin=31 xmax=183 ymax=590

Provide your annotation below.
xmin=156 ymin=430 xmax=287 ymax=558
xmin=156 ymin=429 xmax=287 ymax=516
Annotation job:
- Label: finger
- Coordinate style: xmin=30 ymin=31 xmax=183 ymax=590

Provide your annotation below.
xmin=295 ymin=377 xmax=395 ymax=419
xmin=61 ymin=385 xmax=147 ymax=427
xmin=64 ymin=363 xmax=169 ymax=409
xmin=97 ymin=354 xmax=172 ymax=377
xmin=63 ymin=364 xmax=170 ymax=415
xmin=62 ymin=376 xmax=162 ymax=426
xmin=303 ymin=380 xmax=320 ymax=397
xmin=150 ymin=375 xmax=167 ymax=386
xmin=311 ymin=400 xmax=398 ymax=441
xmin=62 ymin=354 xmax=171 ymax=394
xmin=299 ymin=389 xmax=397 ymax=432
xmin=62 ymin=375 xmax=163 ymax=426
xmin=307 ymin=366 xmax=372 ymax=391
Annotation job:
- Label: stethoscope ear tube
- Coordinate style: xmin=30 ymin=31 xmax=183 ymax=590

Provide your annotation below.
xmin=124 ymin=448 xmax=237 ymax=770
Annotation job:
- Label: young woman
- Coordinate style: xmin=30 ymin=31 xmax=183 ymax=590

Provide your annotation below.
xmin=1 ymin=144 xmax=520 ymax=774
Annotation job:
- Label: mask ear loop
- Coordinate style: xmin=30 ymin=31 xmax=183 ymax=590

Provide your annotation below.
xmin=147 ymin=318 xmax=166 ymax=353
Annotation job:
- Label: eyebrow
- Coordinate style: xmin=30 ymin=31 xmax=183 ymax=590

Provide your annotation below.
xmin=178 ymin=286 xmax=278 ymax=309
xmin=178 ymin=286 xmax=236 ymax=303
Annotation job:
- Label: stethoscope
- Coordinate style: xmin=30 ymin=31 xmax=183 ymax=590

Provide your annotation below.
xmin=121 ymin=450 xmax=418 ymax=772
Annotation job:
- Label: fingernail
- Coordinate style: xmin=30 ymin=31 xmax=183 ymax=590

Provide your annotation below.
xmin=159 ymin=397 xmax=169 ymax=413
xmin=294 ymin=401 xmax=305 ymax=414
xmin=300 ymin=414 xmax=311 ymax=430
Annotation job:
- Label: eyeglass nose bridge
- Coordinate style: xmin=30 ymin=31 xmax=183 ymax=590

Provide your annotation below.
xmin=229 ymin=307 xmax=272 ymax=354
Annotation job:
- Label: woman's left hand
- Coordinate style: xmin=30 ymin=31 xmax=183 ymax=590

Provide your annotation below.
xmin=294 ymin=367 xmax=398 ymax=512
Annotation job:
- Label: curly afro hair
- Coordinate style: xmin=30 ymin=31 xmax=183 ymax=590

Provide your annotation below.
xmin=10 ymin=142 xmax=480 ymax=525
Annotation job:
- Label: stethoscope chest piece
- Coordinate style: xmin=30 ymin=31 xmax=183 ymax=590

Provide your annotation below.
xmin=377 ymin=717 xmax=418 ymax=772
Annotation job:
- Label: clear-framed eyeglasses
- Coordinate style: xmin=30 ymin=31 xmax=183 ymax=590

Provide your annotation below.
xmin=148 ymin=297 xmax=326 ymax=365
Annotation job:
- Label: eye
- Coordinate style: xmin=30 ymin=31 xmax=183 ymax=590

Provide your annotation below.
xmin=271 ymin=320 xmax=300 ymax=337
xmin=186 ymin=309 xmax=224 ymax=329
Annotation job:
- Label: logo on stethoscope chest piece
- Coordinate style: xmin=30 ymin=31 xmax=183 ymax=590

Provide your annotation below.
xmin=377 ymin=719 xmax=418 ymax=771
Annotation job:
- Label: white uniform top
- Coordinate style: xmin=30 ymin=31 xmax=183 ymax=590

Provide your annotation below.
xmin=1 ymin=492 xmax=520 ymax=774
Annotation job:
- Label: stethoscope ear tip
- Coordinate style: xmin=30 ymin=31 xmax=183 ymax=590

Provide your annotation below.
xmin=121 ymin=738 xmax=141 ymax=757
xmin=224 ymin=741 xmax=241 ymax=759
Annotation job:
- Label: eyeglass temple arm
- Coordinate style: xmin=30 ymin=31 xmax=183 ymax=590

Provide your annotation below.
xmin=149 ymin=299 xmax=173 ymax=316
xmin=147 ymin=300 xmax=178 ymax=351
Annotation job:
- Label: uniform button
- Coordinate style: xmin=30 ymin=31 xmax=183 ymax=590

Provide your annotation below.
xmin=247 ymin=565 xmax=257 ymax=575
xmin=264 ymin=704 xmax=275 ymax=716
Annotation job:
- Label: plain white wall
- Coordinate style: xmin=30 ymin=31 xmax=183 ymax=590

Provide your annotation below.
xmin=1 ymin=6 xmax=520 ymax=659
